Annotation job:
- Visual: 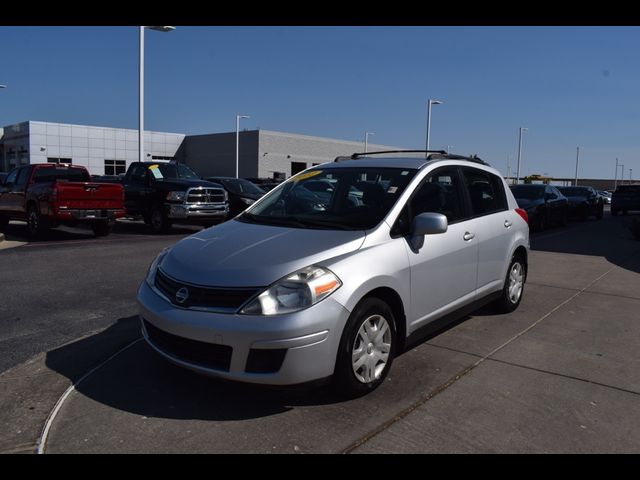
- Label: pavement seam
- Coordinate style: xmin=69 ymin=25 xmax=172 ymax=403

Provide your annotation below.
xmin=340 ymin=264 xmax=618 ymax=454
xmin=425 ymin=343 xmax=640 ymax=397
xmin=36 ymin=338 xmax=142 ymax=455
xmin=528 ymin=282 xmax=640 ymax=302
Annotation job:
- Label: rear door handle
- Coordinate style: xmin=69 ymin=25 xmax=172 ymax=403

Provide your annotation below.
xmin=504 ymin=220 xmax=512 ymax=228
xmin=463 ymin=232 xmax=475 ymax=241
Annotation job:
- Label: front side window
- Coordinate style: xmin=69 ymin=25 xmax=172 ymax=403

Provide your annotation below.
xmin=240 ymin=167 xmax=417 ymax=230
xmin=463 ymin=168 xmax=507 ymax=216
xmin=4 ymin=168 xmax=19 ymax=185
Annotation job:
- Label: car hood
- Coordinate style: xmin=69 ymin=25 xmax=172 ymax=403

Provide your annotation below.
xmin=154 ymin=179 xmax=223 ymax=190
xmin=160 ymin=219 xmax=366 ymax=287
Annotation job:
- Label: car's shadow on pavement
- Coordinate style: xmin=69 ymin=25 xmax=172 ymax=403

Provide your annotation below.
xmin=44 ymin=316 xmax=347 ymax=421
xmin=44 ymin=310 xmax=482 ymax=423
xmin=530 ymin=212 xmax=640 ymax=273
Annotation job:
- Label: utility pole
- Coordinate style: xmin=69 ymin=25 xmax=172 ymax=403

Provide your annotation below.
xmin=574 ymin=146 xmax=580 ymax=186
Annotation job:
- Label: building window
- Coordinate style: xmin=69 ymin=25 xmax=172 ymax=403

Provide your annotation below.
xmin=151 ymin=155 xmax=174 ymax=161
xmin=104 ymin=159 xmax=126 ymax=175
xmin=47 ymin=157 xmax=73 ymax=164
xmin=291 ymin=162 xmax=307 ymax=175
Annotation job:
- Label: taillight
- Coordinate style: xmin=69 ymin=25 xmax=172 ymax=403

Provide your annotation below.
xmin=515 ymin=208 xmax=528 ymax=224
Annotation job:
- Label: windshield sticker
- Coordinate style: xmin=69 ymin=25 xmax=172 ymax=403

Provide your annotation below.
xmin=294 ymin=170 xmax=323 ymax=182
xmin=401 ymin=171 xmax=409 ymax=176
xmin=387 ymin=186 xmax=398 ymax=194
xmin=148 ymin=165 xmax=164 ymax=179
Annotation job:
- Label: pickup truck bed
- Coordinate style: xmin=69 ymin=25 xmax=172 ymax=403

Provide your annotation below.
xmin=0 ymin=163 xmax=126 ymax=237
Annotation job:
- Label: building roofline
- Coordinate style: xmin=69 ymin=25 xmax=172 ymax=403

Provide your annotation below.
xmin=3 ymin=120 xmax=185 ymax=137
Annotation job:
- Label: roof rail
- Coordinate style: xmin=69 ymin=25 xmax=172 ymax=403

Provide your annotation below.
xmin=333 ymin=150 xmax=490 ymax=166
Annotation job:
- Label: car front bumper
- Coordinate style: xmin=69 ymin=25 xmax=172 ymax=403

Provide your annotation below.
xmin=165 ymin=203 xmax=228 ymax=221
xmin=137 ymin=280 xmax=350 ymax=385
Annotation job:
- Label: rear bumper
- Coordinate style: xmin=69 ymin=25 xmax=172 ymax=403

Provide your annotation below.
xmin=55 ymin=208 xmax=126 ymax=221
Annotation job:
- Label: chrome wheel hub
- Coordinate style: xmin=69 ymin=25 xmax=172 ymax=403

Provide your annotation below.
xmin=352 ymin=314 xmax=392 ymax=384
xmin=508 ymin=262 xmax=524 ymax=304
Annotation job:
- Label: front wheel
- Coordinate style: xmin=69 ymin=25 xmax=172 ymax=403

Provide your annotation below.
xmin=492 ymin=255 xmax=526 ymax=314
xmin=149 ymin=206 xmax=172 ymax=234
xmin=333 ymin=297 xmax=397 ymax=399
xmin=596 ymin=205 xmax=604 ymax=220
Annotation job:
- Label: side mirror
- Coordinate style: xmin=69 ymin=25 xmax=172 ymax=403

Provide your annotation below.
xmin=409 ymin=212 xmax=448 ymax=252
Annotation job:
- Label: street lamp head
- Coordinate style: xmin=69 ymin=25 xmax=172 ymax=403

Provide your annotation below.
xmin=0 ymin=85 xmax=6 ymax=89
xmin=429 ymin=99 xmax=443 ymax=106
xmin=146 ymin=26 xmax=175 ymax=32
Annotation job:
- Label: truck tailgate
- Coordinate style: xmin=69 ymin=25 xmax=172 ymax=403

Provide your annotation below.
xmin=56 ymin=182 xmax=124 ymax=209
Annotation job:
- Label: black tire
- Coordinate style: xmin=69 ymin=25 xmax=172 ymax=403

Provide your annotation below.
xmin=612 ymin=208 xmax=619 ymax=216
xmin=536 ymin=212 xmax=547 ymax=232
xmin=149 ymin=205 xmax=172 ymax=234
xmin=0 ymin=215 xmax=8 ymax=231
xmin=560 ymin=208 xmax=568 ymax=226
xmin=92 ymin=220 xmax=112 ymax=237
xmin=596 ymin=205 xmax=604 ymax=220
xmin=492 ymin=254 xmax=526 ymax=314
xmin=333 ymin=297 xmax=397 ymax=399
xmin=623 ymin=209 xmax=628 ymax=216
xmin=26 ymin=205 xmax=49 ymax=238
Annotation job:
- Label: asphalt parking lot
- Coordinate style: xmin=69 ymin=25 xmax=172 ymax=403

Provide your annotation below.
xmin=1 ymin=210 xmax=640 ymax=453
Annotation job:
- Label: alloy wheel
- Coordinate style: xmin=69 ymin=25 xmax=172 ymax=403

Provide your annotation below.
xmin=508 ymin=262 xmax=524 ymax=304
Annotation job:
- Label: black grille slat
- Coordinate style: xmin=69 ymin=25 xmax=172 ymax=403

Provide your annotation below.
xmin=144 ymin=320 xmax=232 ymax=371
xmin=154 ymin=269 xmax=259 ymax=310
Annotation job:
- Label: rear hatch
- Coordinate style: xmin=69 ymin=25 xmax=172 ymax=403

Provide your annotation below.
xmin=613 ymin=186 xmax=640 ymax=206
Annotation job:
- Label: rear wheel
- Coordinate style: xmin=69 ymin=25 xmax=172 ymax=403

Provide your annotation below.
xmin=92 ymin=220 xmax=112 ymax=237
xmin=612 ymin=208 xmax=619 ymax=216
xmin=492 ymin=254 xmax=526 ymax=314
xmin=26 ymin=206 xmax=49 ymax=238
xmin=333 ymin=297 xmax=397 ymax=398
xmin=0 ymin=215 xmax=8 ymax=230
xmin=596 ymin=204 xmax=604 ymax=220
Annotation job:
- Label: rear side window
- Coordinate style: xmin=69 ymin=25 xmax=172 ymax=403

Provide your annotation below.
xmin=33 ymin=166 xmax=91 ymax=183
xmin=16 ymin=167 xmax=30 ymax=186
xmin=462 ymin=168 xmax=508 ymax=216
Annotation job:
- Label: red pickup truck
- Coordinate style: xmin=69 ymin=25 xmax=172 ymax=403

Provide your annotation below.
xmin=0 ymin=164 xmax=126 ymax=237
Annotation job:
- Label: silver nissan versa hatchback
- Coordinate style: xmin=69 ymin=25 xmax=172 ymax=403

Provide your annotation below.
xmin=138 ymin=151 xmax=530 ymax=397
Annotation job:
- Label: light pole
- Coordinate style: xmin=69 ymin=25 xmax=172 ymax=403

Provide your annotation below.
xmin=236 ymin=115 xmax=250 ymax=178
xmin=630 ymin=168 xmax=633 ymax=184
xmin=446 ymin=145 xmax=454 ymax=153
xmin=364 ymin=132 xmax=375 ymax=154
xmin=614 ymin=158 xmax=625 ymax=189
xmin=507 ymin=154 xmax=512 ymax=183
xmin=574 ymin=146 xmax=580 ymax=186
xmin=139 ymin=26 xmax=175 ymax=164
xmin=426 ymin=99 xmax=443 ymax=152
xmin=516 ymin=127 xmax=528 ymax=184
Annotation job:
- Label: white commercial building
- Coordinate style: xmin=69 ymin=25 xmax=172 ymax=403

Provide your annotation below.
xmin=0 ymin=121 xmax=185 ymax=175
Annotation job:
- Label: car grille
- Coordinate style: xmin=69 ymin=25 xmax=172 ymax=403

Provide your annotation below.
xmin=154 ymin=269 xmax=259 ymax=311
xmin=143 ymin=319 xmax=232 ymax=372
xmin=186 ymin=187 xmax=226 ymax=204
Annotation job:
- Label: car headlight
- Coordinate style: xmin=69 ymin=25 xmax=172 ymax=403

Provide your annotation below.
xmin=145 ymin=247 xmax=171 ymax=287
xmin=240 ymin=197 xmax=255 ymax=205
xmin=239 ymin=265 xmax=341 ymax=315
xmin=166 ymin=191 xmax=186 ymax=202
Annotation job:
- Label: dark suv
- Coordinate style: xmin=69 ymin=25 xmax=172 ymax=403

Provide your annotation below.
xmin=612 ymin=185 xmax=640 ymax=216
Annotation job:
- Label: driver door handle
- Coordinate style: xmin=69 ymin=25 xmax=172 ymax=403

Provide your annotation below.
xmin=463 ymin=232 xmax=475 ymax=241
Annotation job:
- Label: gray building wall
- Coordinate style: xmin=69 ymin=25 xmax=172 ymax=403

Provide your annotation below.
xmin=181 ymin=129 xmax=405 ymax=179
xmin=0 ymin=121 xmax=185 ymax=175
xmin=178 ymin=131 xmax=259 ymax=178
xmin=257 ymin=130 xmax=403 ymax=178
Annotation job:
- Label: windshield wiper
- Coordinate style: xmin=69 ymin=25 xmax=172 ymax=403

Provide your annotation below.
xmin=289 ymin=216 xmax=358 ymax=230
xmin=238 ymin=213 xmax=307 ymax=228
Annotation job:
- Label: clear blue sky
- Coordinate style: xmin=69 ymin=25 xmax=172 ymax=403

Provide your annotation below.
xmin=1 ymin=26 xmax=638 ymax=179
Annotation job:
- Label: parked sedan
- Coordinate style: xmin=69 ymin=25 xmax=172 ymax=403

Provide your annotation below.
xmin=598 ymin=190 xmax=612 ymax=205
xmin=509 ymin=184 xmax=568 ymax=231
xmin=205 ymin=177 xmax=266 ymax=217
xmin=557 ymin=186 xmax=604 ymax=220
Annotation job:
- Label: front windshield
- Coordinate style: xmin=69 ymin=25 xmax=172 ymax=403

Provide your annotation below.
xmin=223 ymin=179 xmax=265 ymax=195
xmin=149 ymin=163 xmax=201 ymax=181
xmin=239 ymin=167 xmax=417 ymax=230
xmin=510 ymin=185 xmax=545 ymax=200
